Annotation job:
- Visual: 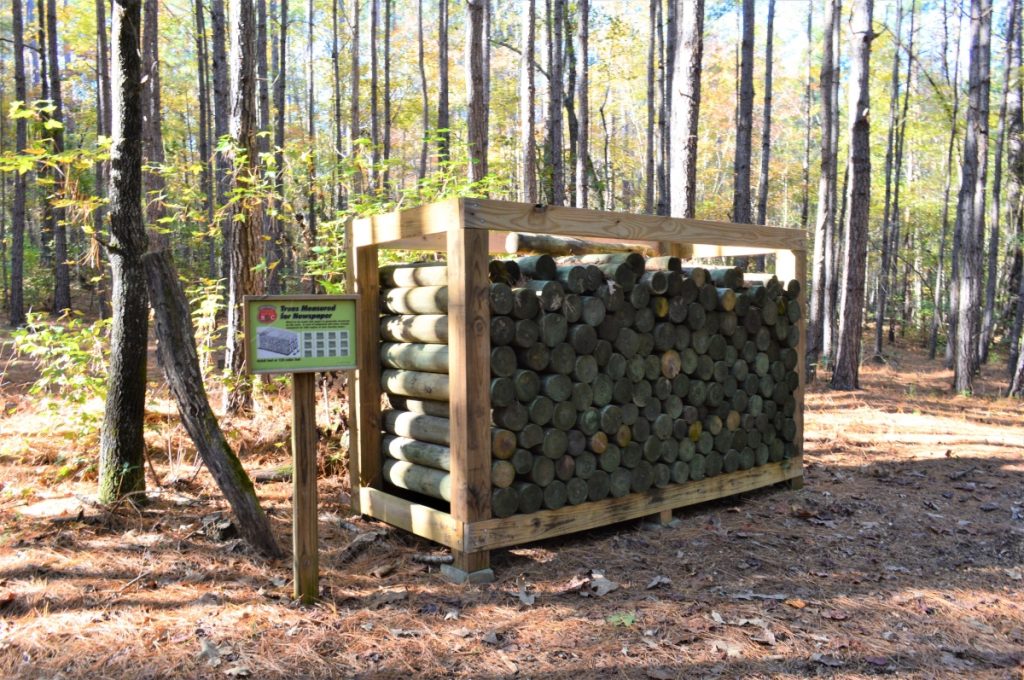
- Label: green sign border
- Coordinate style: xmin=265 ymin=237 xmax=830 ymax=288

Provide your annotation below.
xmin=244 ymin=295 xmax=359 ymax=375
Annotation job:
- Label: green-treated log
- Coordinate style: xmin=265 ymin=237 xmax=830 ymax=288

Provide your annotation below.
xmin=493 ymin=400 xmax=529 ymax=431
xmin=653 ymin=323 xmax=677 ymax=352
xmin=717 ymin=288 xmax=737 ymax=312
xmin=580 ymin=295 xmax=607 ymax=327
xmin=588 ymin=430 xmax=609 ymax=454
xmin=599 ymin=443 xmax=622 ymax=472
xmin=549 ymin=342 xmax=577 ymax=375
xmin=672 ymin=374 xmax=691 ymax=400
xmin=599 ymin=404 xmax=623 ymax=434
xmin=511 ymin=448 xmax=534 ymax=475
xmin=653 ymin=462 xmax=671 ymax=488
xmin=576 ymin=407 xmax=600 ymax=435
xmin=512 ymin=286 xmax=541 ymax=320
xmin=631 ymin=379 xmax=652 ymax=407
xmin=593 ymin=374 xmax=615 ymax=406
xmin=646 ymin=255 xmax=681 ymax=272
xmin=490 ymin=377 xmax=516 ymax=408
xmin=381 ymin=343 xmax=449 ymax=373
xmin=491 ymin=345 xmax=517 ymax=377
xmin=686 ymin=302 xmax=706 ymax=330
xmin=525 ymin=279 xmax=565 ymax=311
xmin=536 ymin=427 xmax=569 ymax=459
xmin=634 ymin=308 xmax=656 ymax=333
xmin=650 ymin=296 xmax=670 ymax=319
xmin=609 ymin=468 xmax=632 ymax=497
xmin=689 ymin=453 xmax=706 ymax=481
xmin=541 ymin=373 xmax=573 ymax=401
xmin=630 ymin=281 xmax=652 ymax=310
xmin=572 ymin=382 xmax=594 ymax=411
xmin=594 ymin=262 xmax=637 ymax=289
xmin=555 ymin=454 xmax=576 ymax=481
xmin=380 ymin=262 xmax=449 ymax=288
xmin=579 ymin=251 xmax=646 ymax=274
xmin=381 ymin=314 xmax=448 ymax=344
xmin=670 ymin=460 xmax=690 ymax=484
xmin=383 ymin=459 xmax=452 ymax=502
xmin=630 ymin=460 xmax=654 ymax=492
xmin=513 ymin=318 xmax=540 ymax=348
xmin=516 ymin=342 xmax=551 ymax=372
xmin=568 ymin=323 xmax=598 ymax=354
xmin=587 ymin=470 xmax=611 ymax=501
xmin=495 ymin=259 xmax=521 ymax=285
xmin=382 ymin=435 xmax=451 ymax=471
xmin=551 ymin=401 xmax=578 ymax=431
xmin=382 ymin=285 xmax=449 ymax=315
xmin=572 ymin=355 xmax=599 ymax=384
xmin=527 ymin=395 xmax=554 ymax=426
xmin=596 ymin=281 xmax=626 ymax=312
xmin=708 ymin=267 xmax=744 ymax=289
xmin=514 ymin=254 xmax=558 ymax=280
xmin=620 ymin=441 xmax=643 ymax=468
xmin=515 ymin=481 xmax=544 ymax=514
xmin=491 ymin=315 xmax=515 ymax=346
xmin=529 ymin=456 xmax=555 ymax=486
xmin=562 ymin=293 xmax=583 ymax=323
xmin=492 ymin=460 xmax=517 ymax=489
xmin=382 ymin=369 xmax=449 ymax=401
xmin=698 ymin=283 xmax=719 ymax=311
xmin=704 ymin=450 xmax=723 ymax=477
xmin=539 ymin=312 xmax=569 ymax=347
xmin=678 ymin=266 xmax=709 ymax=287
xmin=517 ymin=423 xmax=545 ymax=450
xmin=387 ymin=396 xmax=448 ymax=417
xmin=491 ymin=487 xmax=519 ymax=518
xmin=513 ymin=369 xmax=541 ymax=402
xmin=567 ymin=428 xmax=587 ymax=455
xmin=566 ymin=477 xmax=589 ymax=505
xmin=556 ymin=265 xmax=587 ymax=293
xmin=614 ymin=327 xmax=640 ymax=357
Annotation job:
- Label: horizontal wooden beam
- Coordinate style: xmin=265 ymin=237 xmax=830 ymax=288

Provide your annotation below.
xmin=691 ymin=245 xmax=781 ymax=259
xmin=352 ymin=198 xmax=462 ymax=248
xmin=461 ymin=457 xmax=803 ymax=551
xmin=462 ymin=199 xmax=806 ymax=251
xmin=359 ymin=487 xmax=463 ymax=549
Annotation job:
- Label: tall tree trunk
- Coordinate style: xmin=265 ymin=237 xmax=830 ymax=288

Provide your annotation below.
xmin=195 ymin=0 xmax=217 ymax=280
xmin=563 ymin=8 xmax=577 ymax=203
xmin=830 ymin=0 xmax=874 ymax=390
xmin=36 ymin=0 xmax=50 ymax=264
xmin=953 ymin=0 xmax=992 ymax=394
xmin=732 ymin=0 xmax=754 ymax=226
xmin=599 ymin=86 xmax=609 ymax=210
xmin=519 ymin=0 xmax=537 ymax=201
xmin=305 ymin=0 xmax=316 ymax=281
xmin=755 ymin=0 xmax=776 ymax=227
xmin=211 ymin=0 xmax=231 ymax=281
xmin=9 ymin=0 xmax=27 ymax=327
xmin=350 ymin=0 xmax=360 ymax=189
xmin=225 ymin=0 xmax=262 ymax=414
xmin=370 ymin=0 xmax=379 ymax=187
xmin=800 ymin=0 xmax=812 ymax=230
xmin=654 ymin=0 xmax=667 ymax=216
xmin=437 ymin=0 xmax=450 ymax=162
xmin=269 ymin=0 xmax=287 ymax=293
xmin=99 ymin=0 xmax=149 ymax=503
xmin=669 ymin=0 xmax=703 ymax=223
xmin=383 ymin=0 xmax=392 ymax=187
xmin=824 ymin=0 xmax=843 ymax=358
xmin=1008 ymin=4 xmax=1024 ymax=373
xmin=645 ymin=0 xmax=655 ymax=214
xmin=874 ymin=0 xmax=905 ymax=358
xmin=574 ymin=0 xmax=588 ymax=208
xmin=931 ymin=0 xmax=964 ymax=359
xmin=142 ymin=0 xmax=168 ymax=252
xmin=332 ymin=0 xmax=342 ymax=209
xmin=46 ymin=0 xmax=69 ymax=312
xmin=418 ymin=0 xmax=429 ymax=179
xmin=548 ymin=0 xmax=565 ymax=204
xmin=467 ymin=0 xmax=489 ymax=183
xmin=257 ymin=0 xmax=270 ymax=152
xmin=980 ymin=0 xmax=1018 ymax=363
xmin=662 ymin=0 xmax=674 ymax=217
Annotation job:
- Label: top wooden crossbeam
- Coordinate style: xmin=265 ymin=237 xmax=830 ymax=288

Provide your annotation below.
xmin=351 ymin=198 xmax=807 ymax=252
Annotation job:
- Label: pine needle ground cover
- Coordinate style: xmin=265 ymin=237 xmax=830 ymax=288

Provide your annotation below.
xmin=0 ymin=336 xmax=1022 ymax=679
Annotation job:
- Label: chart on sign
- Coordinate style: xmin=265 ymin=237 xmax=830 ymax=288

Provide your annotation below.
xmin=303 ymin=330 xmax=350 ymax=358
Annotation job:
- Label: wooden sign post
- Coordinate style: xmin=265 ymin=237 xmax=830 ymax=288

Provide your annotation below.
xmin=244 ymin=295 xmax=358 ymax=604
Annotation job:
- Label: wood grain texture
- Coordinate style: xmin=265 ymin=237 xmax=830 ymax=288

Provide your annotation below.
xmin=291 ymin=372 xmax=319 ymax=604
xmin=776 ymin=249 xmax=806 ymax=459
xmin=351 ymin=197 xmax=460 ymax=247
xmin=462 ymin=199 xmax=806 ymax=250
xmin=359 ymin=487 xmax=463 ymax=549
xmin=353 ymin=245 xmax=383 ymax=497
xmin=344 ymin=218 xmax=360 ymax=515
xmin=447 ymin=220 xmax=492 ymax=573
xmin=462 ymin=457 xmax=803 ymax=551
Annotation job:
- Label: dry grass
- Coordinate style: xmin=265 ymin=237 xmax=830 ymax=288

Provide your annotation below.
xmin=1 ymin=333 xmax=1023 ymax=679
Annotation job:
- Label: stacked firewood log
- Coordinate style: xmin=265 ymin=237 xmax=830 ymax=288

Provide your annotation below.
xmin=377 ymin=254 xmax=801 ymax=518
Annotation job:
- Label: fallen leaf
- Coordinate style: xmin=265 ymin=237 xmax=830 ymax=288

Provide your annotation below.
xmin=979 ymin=502 xmax=999 ymax=512
xmin=224 ymin=666 xmax=251 ymax=677
xmin=710 ymin=639 xmax=743 ymax=658
xmin=785 ymin=598 xmax=807 ymax=609
xmin=865 ymin=656 xmax=890 ymax=667
xmin=646 ymin=668 xmax=676 ymax=679
xmin=517 ymin=578 xmax=536 ymax=606
xmin=751 ymin=628 xmax=776 ymax=646
xmin=450 ymin=627 xmax=472 ymax=638
xmin=710 ymin=611 xmax=725 ymax=625
xmin=607 ymin=611 xmax=636 ymax=627
xmin=811 ymin=653 xmax=844 ymax=667
xmin=646 ymin=575 xmax=672 ymax=589
xmin=444 ymin=610 xmax=460 ymax=621
xmin=822 ymin=610 xmax=849 ymax=621
xmin=369 ymin=562 xmax=397 ymax=578
xmin=584 ymin=576 xmax=620 ymax=597
xmin=482 ymin=631 xmax=502 ymax=646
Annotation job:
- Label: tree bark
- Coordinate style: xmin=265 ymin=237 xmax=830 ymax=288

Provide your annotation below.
xmin=669 ymin=0 xmax=704 ymax=222
xmin=645 ymin=0 xmax=655 ymax=214
xmin=519 ymin=0 xmax=537 ymax=201
xmin=142 ymin=0 xmax=168 ymax=252
xmin=225 ymin=0 xmax=262 ymax=413
xmin=755 ymin=0 xmax=775 ymax=227
xmin=809 ymin=0 xmax=838 ymax=364
xmin=350 ymin=0 xmax=360 ymax=190
xmin=99 ymin=0 xmax=149 ymax=503
xmin=269 ymin=0 xmax=287 ymax=292
xmin=467 ymin=0 xmax=489 ymax=183
xmin=953 ymin=0 xmax=992 ymax=394
xmin=257 ymin=0 xmax=270 ymax=153
xmin=370 ymin=0 xmax=379 ymax=186
xmin=194 ymin=0 xmax=217 ymax=280
xmin=548 ymin=0 xmax=565 ymax=204
xmin=655 ymin=0 xmax=667 ymax=216
xmin=418 ymin=0 xmax=429 ymax=179
xmin=1008 ymin=3 xmax=1024 ymax=373
xmin=574 ymin=0 xmax=588 ymax=208
xmin=331 ymin=0 xmax=342 ymax=209
xmin=46 ymin=0 xmax=70 ymax=313
xmin=210 ymin=0 xmax=231 ymax=280
xmin=887 ymin=3 xmax=915 ymax=344
xmin=9 ymin=0 xmax=27 ymax=327
xmin=383 ymin=0 xmax=392 ymax=186
xmin=144 ymin=251 xmax=282 ymax=557
xmin=800 ymin=0 xmax=812 ymax=230
xmin=732 ymin=0 xmax=755 ymax=226
xmin=980 ymin=0 xmax=1018 ymax=363
xmin=830 ymin=0 xmax=874 ymax=390
xmin=437 ymin=0 xmax=450 ymax=162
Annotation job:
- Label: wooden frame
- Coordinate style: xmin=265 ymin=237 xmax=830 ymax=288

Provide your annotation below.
xmin=351 ymin=198 xmax=807 ymax=576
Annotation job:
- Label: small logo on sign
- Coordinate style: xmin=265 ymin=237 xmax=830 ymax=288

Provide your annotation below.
xmin=257 ymin=306 xmax=278 ymax=323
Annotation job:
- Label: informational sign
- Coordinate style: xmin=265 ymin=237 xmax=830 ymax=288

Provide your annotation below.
xmin=244 ymin=295 xmax=358 ymax=374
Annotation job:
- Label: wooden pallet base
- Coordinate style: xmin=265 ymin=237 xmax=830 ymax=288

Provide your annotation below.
xmin=359 ymin=457 xmax=803 ymax=570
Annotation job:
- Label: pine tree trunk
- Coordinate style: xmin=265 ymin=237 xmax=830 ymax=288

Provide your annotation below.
xmin=142 ymin=0 xmax=168 ymax=252
xmin=953 ymin=0 xmax=992 ymax=394
xmin=270 ymin=0 xmax=287 ymax=293
xmin=574 ymin=0 xmax=588 ymax=208
xmin=350 ymin=0 xmax=360 ymax=190
xmin=36 ymin=0 xmax=51 ymax=265
xmin=755 ymin=0 xmax=775 ymax=228
xmin=1007 ymin=5 xmax=1024 ymax=373
xmin=549 ymin=0 xmax=565 ymax=204
xmin=46 ymin=0 xmax=70 ymax=313
xmin=370 ymin=0 xmax=379 ymax=187
xmin=669 ymin=0 xmax=703 ymax=222
xmin=225 ymin=0 xmax=262 ymax=414
xmin=383 ymin=0 xmax=392 ymax=187
xmin=194 ymin=0 xmax=217 ymax=281
xmin=437 ymin=0 xmax=450 ymax=162
xmin=331 ymin=0 xmax=341 ymax=209
xmin=823 ymin=2 xmax=842 ymax=359
xmin=467 ymin=0 xmax=489 ymax=183
xmin=211 ymin=0 xmax=231 ymax=281
xmin=418 ymin=0 xmax=429 ymax=180
xmin=304 ymin=0 xmax=316 ymax=276
xmin=800 ymin=0 xmax=812 ymax=230
xmin=645 ymin=0 xmax=655 ymax=214
xmin=257 ymin=0 xmax=270 ymax=152
xmin=99 ymin=0 xmax=149 ymax=503
xmin=519 ymin=0 xmax=537 ymax=201
xmin=830 ymin=0 xmax=874 ymax=391
xmin=654 ymin=0 xmax=667 ymax=216
xmin=980 ymin=0 xmax=1017 ymax=364
xmin=9 ymin=0 xmax=27 ymax=327
xmin=731 ymin=0 xmax=754 ymax=226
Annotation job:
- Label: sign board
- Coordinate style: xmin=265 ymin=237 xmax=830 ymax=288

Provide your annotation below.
xmin=244 ymin=295 xmax=358 ymax=375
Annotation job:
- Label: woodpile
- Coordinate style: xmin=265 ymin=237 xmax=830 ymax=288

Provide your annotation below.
xmin=376 ymin=254 xmax=801 ymax=519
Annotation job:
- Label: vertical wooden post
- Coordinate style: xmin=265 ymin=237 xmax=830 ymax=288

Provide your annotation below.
xmin=292 ymin=371 xmax=319 ymax=603
xmin=344 ymin=217 xmax=360 ymax=513
xmin=352 ymin=244 xmax=382 ymax=513
xmin=446 ymin=214 xmax=493 ymax=581
xmin=777 ymin=248 xmax=806 ymax=489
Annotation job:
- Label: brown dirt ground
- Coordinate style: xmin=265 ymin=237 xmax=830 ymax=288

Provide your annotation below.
xmin=1 ymin=331 xmax=1023 ymax=680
